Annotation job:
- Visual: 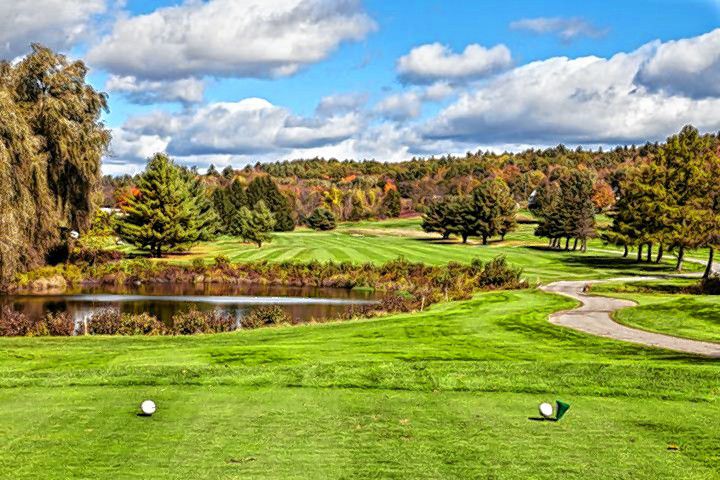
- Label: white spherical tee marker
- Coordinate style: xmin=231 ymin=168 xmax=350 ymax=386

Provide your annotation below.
xmin=538 ymin=402 xmax=553 ymax=419
xmin=140 ymin=400 xmax=157 ymax=416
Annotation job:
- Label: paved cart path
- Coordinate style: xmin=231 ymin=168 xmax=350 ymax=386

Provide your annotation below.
xmin=541 ymin=277 xmax=720 ymax=358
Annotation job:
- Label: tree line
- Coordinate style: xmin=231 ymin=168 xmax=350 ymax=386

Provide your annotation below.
xmin=421 ymin=178 xmax=517 ymax=244
xmin=605 ymin=126 xmax=720 ymax=277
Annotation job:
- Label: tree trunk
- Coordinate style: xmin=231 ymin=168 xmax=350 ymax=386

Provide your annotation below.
xmin=462 ymin=233 xmax=468 ymax=244
xmin=564 ymin=237 xmax=570 ymax=250
xmin=581 ymin=238 xmax=587 ymax=253
xmin=646 ymin=243 xmax=652 ymax=262
xmin=636 ymin=244 xmax=643 ymax=263
xmin=572 ymin=238 xmax=578 ymax=251
xmin=704 ymin=247 xmax=715 ymax=279
xmin=623 ymin=245 xmax=628 ymax=258
xmin=501 ymin=233 xmax=506 ymax=241
xmin=482 ymin=235 xmax=488 ymax=245
xmin=655 ymin=244 xmax=664 ymax=263
xmin=442 ymin=231 xmax=450 ymax=240
xmin=675 ymin=245 xmax=685 ymax=272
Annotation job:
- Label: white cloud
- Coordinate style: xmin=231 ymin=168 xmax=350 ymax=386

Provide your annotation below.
xmin=0 ymin=0 xmax=108 ymax=59
xmin=105 ymin=75 xmax=206 ymax=104
xmin=510 ymin=17 xmax=608 ymax=42
xmin=635 ymin=28 xmax=720 ymax=99
xmin=105 ymin=28 xmax=720 ymax=174
xmin=397 ymin=43 xmax=512 ymax=84
xmin=88 ymin=0 xmax=376 ymax=82
xmin=423 ymin=81 xmax=455 ymax=101
xmin=375 ymin=92 xmax=423 ymax=120
xmin=114 ymin=97 xmax=365 ymax=167
xmin=423 ymin=39 xmax=720 ymax=145
xmin=315 ymin=92 xmax=368 ymax=116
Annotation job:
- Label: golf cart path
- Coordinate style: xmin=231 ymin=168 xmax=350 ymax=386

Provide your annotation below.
xmin=541 ymin=277 xmax=720 ymax=358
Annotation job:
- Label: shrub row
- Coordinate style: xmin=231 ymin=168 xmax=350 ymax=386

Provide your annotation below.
xmin=0 ymin=305 xmax=296 ymax=337
xmin=82 ymin=306 xmax=291 ymax=336
xmin=72 ymin=255 xmax=526 ymax=295
xmin=0 ymin=306 xmax=74 ymax=337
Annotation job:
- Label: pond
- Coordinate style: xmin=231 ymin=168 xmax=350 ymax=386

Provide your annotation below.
xmin=1 ymin=283 xmax=380 ymax=327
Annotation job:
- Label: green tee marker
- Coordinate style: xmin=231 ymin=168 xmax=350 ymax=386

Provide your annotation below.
xmin=555 ymin=400 xmax=570 ymax=421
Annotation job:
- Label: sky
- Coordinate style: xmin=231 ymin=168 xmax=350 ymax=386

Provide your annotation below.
xmin=1 ymin=0 xmax=719 ymax=175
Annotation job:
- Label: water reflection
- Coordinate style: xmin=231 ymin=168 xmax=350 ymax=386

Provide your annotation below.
xmin=2 ymin=283 xmax=379 ymax=326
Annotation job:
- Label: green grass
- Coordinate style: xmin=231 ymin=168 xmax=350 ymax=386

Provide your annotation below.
xmin=1 ymin=289 xmax=720 ymax=478
xmin=5 ymin=218 xmax=719 ymax=478
xmin=612 ymin=294 xmax=720 ymax=344
xmin=588 ymin=280 xmax=720 ymax=344
xmin=151 ymin=220 xmax=697 ymax=283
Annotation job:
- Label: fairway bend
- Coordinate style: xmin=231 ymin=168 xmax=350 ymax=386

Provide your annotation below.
xmin=541 ymin=278 xmax=720 ymax=358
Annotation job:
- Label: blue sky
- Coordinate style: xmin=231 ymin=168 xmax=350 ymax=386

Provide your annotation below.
xmin=2 ymin=0 xmax=719 ymax=174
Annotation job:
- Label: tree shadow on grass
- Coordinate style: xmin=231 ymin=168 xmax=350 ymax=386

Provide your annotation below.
xmin=526 ymin=246 xmax=676 ymax=274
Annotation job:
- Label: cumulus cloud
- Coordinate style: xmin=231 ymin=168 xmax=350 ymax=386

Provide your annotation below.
xmin=423 ymin=40 xmax=720 ymax=145
xmin=105 ymin=75 xmax=206 ymax=104
xmin=510 ymin=17 xmax=608 ymax=42
xmin=113 ymin=97 xmax=365 ymax=168
xmin=315 ymin=92 xmax=368 ymax=116
xmin=88 ymin=0 xmax=376 ymax=83
xmin=635 ymin=28 xmax=720 ymax=99
xmin=0 ymin=0 xmax=108 ymax=59
xmin=397 ymin=43 xmax=512 ymax=84
xmin=105 ymin=28 xmax=720 ymax=174
xmin=375 ymin=92 xmax=423 ymax=120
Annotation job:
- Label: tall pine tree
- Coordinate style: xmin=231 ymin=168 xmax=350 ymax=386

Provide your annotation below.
xmin=246 ymin=176 xmax=295 ymax=231
xmin=117 ymin=154 xmax=215 ymax=257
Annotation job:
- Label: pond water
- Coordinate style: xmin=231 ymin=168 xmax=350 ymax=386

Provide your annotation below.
xmin=1 ymin=283 xmax=379 ymax=326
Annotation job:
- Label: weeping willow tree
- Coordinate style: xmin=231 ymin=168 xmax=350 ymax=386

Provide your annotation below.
xmin=0 ymin=45 xmax=110 ymax=287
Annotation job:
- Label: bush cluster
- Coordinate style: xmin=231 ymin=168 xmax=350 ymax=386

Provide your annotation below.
xmin=82 ymin=308 xmax=238 ymax=336
xmin=0 ymin=306 xmax=74 ymax=337
xmin=242 ymin=305 xmax=291 ymax=328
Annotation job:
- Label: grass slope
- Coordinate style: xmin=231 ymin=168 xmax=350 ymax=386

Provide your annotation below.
xmin=158 ymin=220 xmax=696 ymax=283
xmin=1 ymin=289 xmax=719 ymax=479
xmin=590 ymin=281 xmax=720 ymax=344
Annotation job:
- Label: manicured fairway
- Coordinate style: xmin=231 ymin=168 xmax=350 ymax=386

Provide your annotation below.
xmin=1 ymin=289 xmax=719 ymax=479
xmin=613 ymin=294 xmax=720 ymax=344
xmin=163 ymin=220 xmax=696 ymax=283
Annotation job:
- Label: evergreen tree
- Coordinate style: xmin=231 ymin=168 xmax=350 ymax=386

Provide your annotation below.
xmin=533 ymin=171 xmax=595 ymax=251
xmin=558 ymin=170 xmax=596 ymax=251
xmin=444 ymin=195 xmax=474 ymax=243
xmin=468 ymin=178 xmax=517 ymax=244
xmin=221 ymin=165 xmax=234 ymax=180
xmin=422 ymin=199 xmax=452 ymax=239
xmin=306 ymin=207 xmax=337 ymax=231
xmin=180 ymin=167 xmax=219 ymax=240
xmin=212 ymin=179 xmax=247 ymax=234
xmin=117 ymin=154 xmax=213 ymax=257
xmin=381 ymin=188 xmax=402 ymax=218
xmin=234 ymin=200 xmax=276 ymax=247
xmin=206 ymin=164 xmax=218 ymax=176
xmin=246 ymin=176 xmax=295 ymax=231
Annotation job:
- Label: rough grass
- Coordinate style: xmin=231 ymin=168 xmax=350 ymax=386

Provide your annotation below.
xmin=1 ymin=289 xmax=719 ymax=478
